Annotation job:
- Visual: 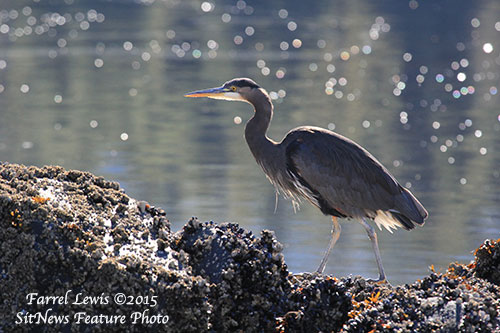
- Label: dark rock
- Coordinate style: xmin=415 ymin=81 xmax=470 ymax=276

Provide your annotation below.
xmin=473 ymin=238 xmax=500 ymax=285
xmin=0 ymin=162 xmax=499 ymax=332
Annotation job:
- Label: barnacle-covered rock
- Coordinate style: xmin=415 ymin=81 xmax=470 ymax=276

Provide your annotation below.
xmin=173 ymin=220 xmax=291 ymax=331
xmin=0 ymin=163 xmax=209 ymax=332
xmin=1 ymin=162 xmax=499 ymax=332
xmin=473 ymin=238 xmax=500 ymax=285
xmin=341 ymin=264 xmax=500 ymax=332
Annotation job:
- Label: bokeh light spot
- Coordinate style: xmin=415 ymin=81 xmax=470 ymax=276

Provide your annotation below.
xmin=20 ymin=84 xmax=30 ymax=93
xmin=483 ymin=43 xmax=493 ymax=54
xmin=292 ymin=39 xmax=302 ymax=48
xmin=340 ymin=51 xmax=350 ymax=61
xmin=201 ymin=2 xmax=214 ymax=12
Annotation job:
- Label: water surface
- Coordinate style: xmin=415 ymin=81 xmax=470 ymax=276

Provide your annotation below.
xmin=0 ymin=0 xmax=499 ymax=284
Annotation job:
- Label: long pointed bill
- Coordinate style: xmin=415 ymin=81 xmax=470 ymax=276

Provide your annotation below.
xmin=184 ymin=86 xmax=244 ymax=101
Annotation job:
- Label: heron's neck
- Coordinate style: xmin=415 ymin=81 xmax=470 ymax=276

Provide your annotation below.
xmin=244 ymin=91 xmax=276 ymax=162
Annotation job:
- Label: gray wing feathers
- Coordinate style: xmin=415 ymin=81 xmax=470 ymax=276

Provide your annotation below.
xmin=396 ymin=187 xmax=428 ymax=224
xmin=285 ymin=127 xmax=427 ymax=225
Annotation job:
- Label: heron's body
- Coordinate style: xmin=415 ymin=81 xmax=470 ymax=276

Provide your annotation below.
xmin=254 ymin=126 xmax=426 ymax=231
xmin=185 ymin=78 xmax=428 ymax=282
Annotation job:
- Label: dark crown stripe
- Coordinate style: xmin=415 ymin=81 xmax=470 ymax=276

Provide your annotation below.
xmin=226 ymin=78 xmax=260 ymax=89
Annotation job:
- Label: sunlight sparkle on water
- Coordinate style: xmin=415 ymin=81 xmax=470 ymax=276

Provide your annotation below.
xmin=201 ymin=2 xmax=214 ymax=13
xmin=207 ymin=40 xmax=218 ymax=50
xmin=221 ymin=13 xmax=231 ymax=23
xmin=245 ymin=26 xmax=255 ymax=36
xmin=20 ymin=84 xmax=29 ymax=93
xmin=94 ymin=58 xmax=103 ymax=68
xmin=123 ymin=41 xmax=133 ymax=51
xmin=292 ymin=39 xmax=302 ymax=48
xmin=483 ymin=43 xmax=493 ymax=54
xmin=233 ymin=35 xmax=243 ymax=45
xmin=276 ymin=69 xmax=286 ymax=79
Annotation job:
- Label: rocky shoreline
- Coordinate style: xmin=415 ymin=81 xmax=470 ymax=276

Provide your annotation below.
xmin=0 ymin=162 xmax=498 ymax=332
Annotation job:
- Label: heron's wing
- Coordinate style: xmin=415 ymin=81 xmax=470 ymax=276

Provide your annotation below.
xmin=284 ymin=127 xmax=425 ymax=228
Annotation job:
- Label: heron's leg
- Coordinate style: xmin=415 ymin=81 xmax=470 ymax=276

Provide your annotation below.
xmin=317 ymin=216 xmax=341 ymax=274
xmin=360 ymin=218 xmax=387 ymax=282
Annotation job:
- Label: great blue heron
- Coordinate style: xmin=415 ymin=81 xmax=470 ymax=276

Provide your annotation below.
xmin=185 ymin=78 xmax=428 ymax=282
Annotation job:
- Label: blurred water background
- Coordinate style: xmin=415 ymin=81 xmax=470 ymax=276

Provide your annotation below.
xmin=0 ymin=0 xmax=499 ymax=285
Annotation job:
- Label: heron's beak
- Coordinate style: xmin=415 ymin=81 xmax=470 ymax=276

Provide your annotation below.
xmin=184 ymin=86 xmax=244 ymax=101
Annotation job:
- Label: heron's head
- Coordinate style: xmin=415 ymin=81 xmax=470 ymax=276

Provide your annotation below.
xmin=184 ymin=78 xmax=261 ymax=103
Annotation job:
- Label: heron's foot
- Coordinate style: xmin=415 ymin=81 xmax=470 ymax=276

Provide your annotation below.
xmin=316 ymin=261 xmax=328 ymax=275
xmin=366 ymin=277 xmax=391 ymax=286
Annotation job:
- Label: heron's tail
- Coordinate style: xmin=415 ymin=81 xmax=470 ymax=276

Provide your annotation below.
xmin=372 ymin=187 xmax=427 ymax=232
xmin=393 ymin=186 xmax=428 ymax=229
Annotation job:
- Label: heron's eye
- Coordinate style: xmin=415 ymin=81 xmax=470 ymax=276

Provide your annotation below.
xmin=230 ymin=86 xmax=237 ymax=91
